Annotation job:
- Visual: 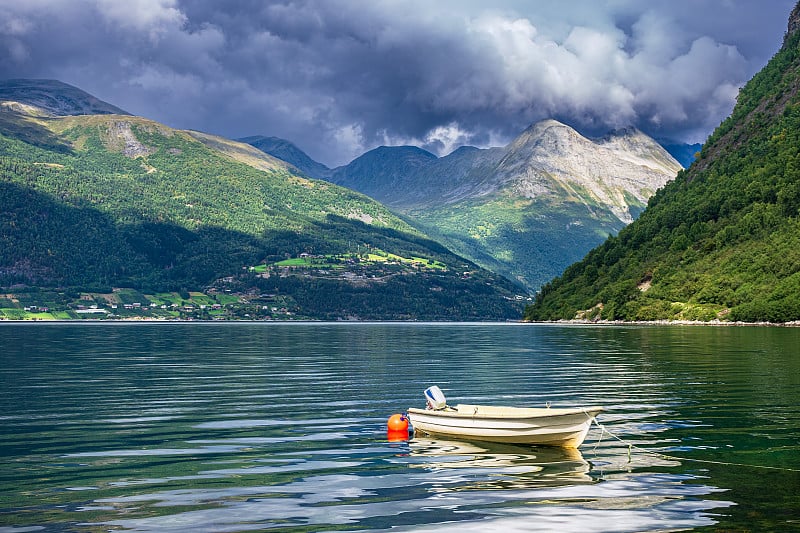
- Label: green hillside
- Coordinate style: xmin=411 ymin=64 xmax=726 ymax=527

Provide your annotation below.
xmin=0 ymin=102 xmax=524 ymax=320
xmin=524 ymin=16 xmax=800 ymax=323
xmin=405 ymin=192 xmax=624 ymax=291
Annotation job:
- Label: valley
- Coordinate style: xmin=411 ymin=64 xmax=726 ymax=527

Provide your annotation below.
xmin=245 ymin=120 xmax=683 ymax=291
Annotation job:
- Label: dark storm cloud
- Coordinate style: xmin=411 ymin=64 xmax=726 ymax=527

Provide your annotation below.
xmin=0 ymin=0 xmax=795 ymax=166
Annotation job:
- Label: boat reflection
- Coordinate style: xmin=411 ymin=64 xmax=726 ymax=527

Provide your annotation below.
xmin=408 ymin=436 xmax=595 ymax=489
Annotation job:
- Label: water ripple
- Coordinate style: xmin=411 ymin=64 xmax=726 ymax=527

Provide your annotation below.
xmin=1 ymin=323 xmax=798 ymax=531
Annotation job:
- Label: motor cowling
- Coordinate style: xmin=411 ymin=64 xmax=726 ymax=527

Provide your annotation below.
xmin=424 ymin=386 xmax=447 ymax=410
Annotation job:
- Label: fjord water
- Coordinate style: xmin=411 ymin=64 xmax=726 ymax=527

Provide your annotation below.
xmin=1 ymin=323 xmax=798 ymax=532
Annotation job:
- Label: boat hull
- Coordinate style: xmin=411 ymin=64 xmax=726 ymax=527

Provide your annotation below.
xmin=407 ymin=404 xmax=603 ymax=448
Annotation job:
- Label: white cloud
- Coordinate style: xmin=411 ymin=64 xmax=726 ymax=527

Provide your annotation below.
xmin=423 ymin=123 xmax=474 ymax=155
xmin=330 ymin=123 xmax=366 ymax=165
xmin=373 ymin=122 xmax=473 ymax=157
xmin=2 ymin=16 xmax=34 ymax=36
xmin=95 ymin=0 xmax=187 ymax=41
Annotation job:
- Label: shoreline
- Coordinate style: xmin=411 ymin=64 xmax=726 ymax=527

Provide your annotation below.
xmin=1 ymin=317 xmax=799 ymax=327
xmin=527 ymin=319 xmax=800 ymax=327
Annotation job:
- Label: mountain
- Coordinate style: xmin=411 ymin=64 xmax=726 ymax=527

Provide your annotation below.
xmin=0 ymin=80 xmax=524 ymax=320
xmin=186 ymin=130 xmax=292 ymax=173
xmin=0 ymin=79 xmax=129 ymax=116
xmin=490 ymin=121 xmax=681 ymax=225
xmin=328 ymin=145 xmax=439 ymax=201
xmin=524 ymin=2 xmax=800 ymax=323
xmin=237 ymin=135 xmax=331 ymax=179
xmin=327 ymin=144 xmax=506 ymax=209
xmin=312 ymin=120 xmax=680 ymax=291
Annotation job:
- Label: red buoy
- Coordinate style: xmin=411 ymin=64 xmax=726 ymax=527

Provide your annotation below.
xmin=387 ymin=413 xmax=409 ymax=441
xmin=387 ymin=413 xmax=409 ymax=432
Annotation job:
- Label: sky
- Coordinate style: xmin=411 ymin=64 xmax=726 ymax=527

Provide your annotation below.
xmin=1 ymin=1 xmax=796 ymax=167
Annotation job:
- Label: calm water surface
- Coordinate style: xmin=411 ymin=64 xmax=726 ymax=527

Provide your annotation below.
xmin=0 ymin=323 xmax=798 ymax=532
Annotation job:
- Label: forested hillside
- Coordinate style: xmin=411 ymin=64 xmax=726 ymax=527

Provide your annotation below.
xmin=0 ymin=88 xmax=524 ymax=320
xmin=525 ymin=13 xmax=800 ymax=323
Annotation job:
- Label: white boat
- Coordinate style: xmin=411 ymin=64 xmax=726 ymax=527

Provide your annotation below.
xmin=407 ymin=387 xmax=603 ymax=448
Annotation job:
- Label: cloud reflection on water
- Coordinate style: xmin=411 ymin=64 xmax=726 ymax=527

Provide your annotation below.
xmin=95 ymin=437 xmax=732 ymax=532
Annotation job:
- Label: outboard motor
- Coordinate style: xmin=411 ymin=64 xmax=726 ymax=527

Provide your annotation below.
xmin=424 ymin=386 xmax=447 ymax=410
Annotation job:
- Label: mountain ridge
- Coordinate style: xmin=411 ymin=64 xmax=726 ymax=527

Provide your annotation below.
xmin=0 ymin=80 xmax=524 ymax=320
xmin=237 ymin=135 xmax=331 ymax=179
xmin=259 ymin=119 xmax=681 ymax=291
xmin=245 ymin=120 xmax=682 ymax=221
xmin=0 ymin=79 xmax=129 ymax=117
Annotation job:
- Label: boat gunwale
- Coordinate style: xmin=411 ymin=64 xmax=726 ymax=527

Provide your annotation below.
xmin=407 ymin=405 xmax=604 ymax=421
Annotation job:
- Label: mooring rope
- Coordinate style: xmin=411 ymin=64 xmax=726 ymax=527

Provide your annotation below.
xmin=588 ymin=415 xmax=800 ymax=473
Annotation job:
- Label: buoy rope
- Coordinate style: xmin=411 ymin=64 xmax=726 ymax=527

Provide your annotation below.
xmin=588 ymin=416 xmax=800 ymax=473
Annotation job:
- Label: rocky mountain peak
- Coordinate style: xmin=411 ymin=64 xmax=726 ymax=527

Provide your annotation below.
xmin=509 ymin=119 xmax=582 ymax=154
xmin=496 ymin=119 xmax=682 ymax=224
